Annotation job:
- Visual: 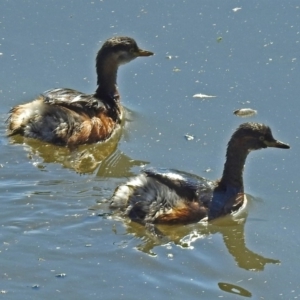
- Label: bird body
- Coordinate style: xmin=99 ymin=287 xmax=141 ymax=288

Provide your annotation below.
xmin=8 ymin=88 xmax=120 ymax=146
xmin=110 ymin=168 xmax=215 ymax=224
xmin=7 ymin=37 xmax=153 ymax=146
xmin=109 ymin=123 xmax=290 ymax=226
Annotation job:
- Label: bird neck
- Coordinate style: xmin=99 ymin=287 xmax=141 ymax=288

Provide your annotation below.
xmin=220 ymin=138 xmax=250 ymax=189
xmin=94 ymin=53 xmax=122 ymax=121
xmin=95 ymin=53 xmax=120 ymax=104
xmin=208 ymin=138 xmax=249 ymax=220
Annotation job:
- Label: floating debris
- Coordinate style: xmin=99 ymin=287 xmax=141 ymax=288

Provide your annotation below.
xmin=232 ymin=7 xmax=242 ymax=12
xmin=185 ymin=134 xmax=194 ymax=141
xmin=233 ymin=108 xmax=257 ymax=117
xmin=55 ymin=273 xmax=67 ymax=278
xmin=217 ymin=37 xmax=222 ymax=43
xmin=166 ymin=55 xmax=178 ymax=60
xmin=193 ymin=93 xmax=216 ymax=99
xmin=31 ymin=285 xmax=40 ymax=289
xmin=218 ymin=282 xmax=251 ymax=297
xmin=172 ymin=67 xmax=181 ymax=72
xmin=204 ymin=168 xmax=212 ymax=173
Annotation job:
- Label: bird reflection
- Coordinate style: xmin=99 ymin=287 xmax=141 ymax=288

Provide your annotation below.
xmin=7 ymin=109 xmax=148 ymax=175
xmin=97 ymin=195 xmax=280 ymax=272
xmin=8 ymin=127 xmax=121 ymax=173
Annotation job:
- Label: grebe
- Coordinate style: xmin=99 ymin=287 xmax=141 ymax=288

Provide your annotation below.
xmin=7 ymin=36 xmax=153 ymax=146
xmin=109 ymin=123 xmax=289 ymax=229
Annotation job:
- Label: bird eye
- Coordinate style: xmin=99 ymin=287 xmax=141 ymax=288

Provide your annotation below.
xmin=259 ymin=136 xmax=265 ymax=141
xmin=129 ymin=48 xmax=135 ymax=54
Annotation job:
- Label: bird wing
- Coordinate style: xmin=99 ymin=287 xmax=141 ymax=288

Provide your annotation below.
xmin=143 ymin=167 xmax=212 ymax=201
xmin=42 ymin=88 xmax=106 ymax=110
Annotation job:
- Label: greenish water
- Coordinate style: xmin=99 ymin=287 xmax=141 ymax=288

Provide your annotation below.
xmin=1 ymin=1 xmax=299 ymax=299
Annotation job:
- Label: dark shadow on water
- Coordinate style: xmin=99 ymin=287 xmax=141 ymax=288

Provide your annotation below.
xmin=96 ymin=195 xmax=280 ymax=272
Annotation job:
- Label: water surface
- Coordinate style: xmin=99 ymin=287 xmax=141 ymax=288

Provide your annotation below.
xmin=1 ymin=1 xmax=299 ymax=299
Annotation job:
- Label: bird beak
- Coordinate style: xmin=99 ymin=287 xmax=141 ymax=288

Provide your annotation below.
xmin=136 ymin=48 xmax=154 ymax=57
xmin=264 ymin=139 xmax=290 ymax=149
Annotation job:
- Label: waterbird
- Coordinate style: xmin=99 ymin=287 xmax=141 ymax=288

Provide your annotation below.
xmin=109 ymin=123 xmax=289 ymax=231
xmin=7 ymin=36 xmax=153 ymax=146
